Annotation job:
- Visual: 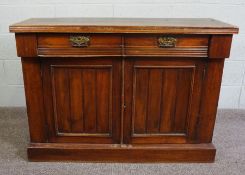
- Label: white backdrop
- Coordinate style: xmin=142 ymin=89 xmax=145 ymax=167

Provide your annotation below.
xmin=0 ymin=0 xmax=244 ymax=108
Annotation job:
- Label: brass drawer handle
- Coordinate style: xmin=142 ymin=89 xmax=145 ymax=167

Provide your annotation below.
xmin=158 ymin=37 xmax=177 ymax=48
xmin=70 ymin=35 xmax=90 ymax=47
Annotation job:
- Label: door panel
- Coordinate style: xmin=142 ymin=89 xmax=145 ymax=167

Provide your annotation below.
xmin=42 ymin=58 xmax=121 ymax=144
xmin=124 ymin=58 xmax=205 ymax=144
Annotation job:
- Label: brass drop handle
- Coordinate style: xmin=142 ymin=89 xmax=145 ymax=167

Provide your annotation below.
xmin=70 ymin=35 xmax=90 ymax=47
xmin=158 ymin=37 xmax=177 ymax=48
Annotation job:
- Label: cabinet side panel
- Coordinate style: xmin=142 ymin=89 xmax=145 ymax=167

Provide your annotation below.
xmin=21 ymin=58 xmax=47 ymax=142
xmin=198 ymin=59 xmax=224 ymax=142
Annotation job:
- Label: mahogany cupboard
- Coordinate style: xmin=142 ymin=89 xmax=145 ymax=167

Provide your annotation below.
xmin=10 ymin=18 xmax=238 ymax=162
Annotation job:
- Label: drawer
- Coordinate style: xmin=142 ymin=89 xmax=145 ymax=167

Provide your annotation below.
xmin=124 ymin=35 xmax=209 ymax=57
xmin=37 ymin=34 xmax=122 ymax=57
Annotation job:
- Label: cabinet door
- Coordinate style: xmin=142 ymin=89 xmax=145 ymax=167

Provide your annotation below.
xmin=124 ymin=58 xmax=205 ymax=144
xmin=42 ymin=58 xmax=121 ymax=144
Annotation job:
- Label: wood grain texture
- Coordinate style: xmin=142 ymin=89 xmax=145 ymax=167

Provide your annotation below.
xmin=37 ymin=34 xmax=209 ymax=57
xmin=209 ymin=35 xmax=233 ymax=58
xmin=198 ymin=59 xmax=225 ymax=142
xmin=10 ymin=18 xmax=238 ymax=34
xmin=173 ymin=69 xmax=192 ymax=133
xmin=11 ymin=18 xmax=237 ymax=162
xmin=38 ymin=34 xmax=121 ymax=48
xmin=126 ymin=58 xmax=205 ymax=144
xmin=125 ymin=34 xmax=209 ymax=57
xmin=37 ymin=34 xmax=122 ymax=57
xmin=28 ymin=143 xmax=216 ymax=163
xmin=159 ymin=70 xmax=178 ymax=133
xmin=146 ymin=69 xmax=162 ymax=133
xmin=21 ymin=58 xmax=47 ymax=142
xmin=82 ymin=69 xmax=97 ymax=133
xmin=96 ymin=69 xmax=111 ymax=133
xmin=69 ymin=69 xmax=84 ymax=133
xmin=133 ymin=69 xmax=148 ymax=133
xmin=52 ymin=68 xmax=71 ymax=133
xmin=15 ymin=34 xmax=37 ymax=57
xmin=42 ymin=59 xmax=121 ymax=144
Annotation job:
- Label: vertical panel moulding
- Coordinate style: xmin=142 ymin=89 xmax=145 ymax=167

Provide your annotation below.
xmin=145 ymin=69 xmax=150 ymax=133
xmin=94 ymin=68 xmax=98 ymax=133
xmin=158 ymin=69 xmax=164 ymax=133
xmin=81 ymin=69 xmax=85 ymax=133
xmin=108 ymin=66 xmax=113 ymax=136
xmin=121 ymin=35 xmax=125 ymax=144
xmin=67 ymin=69 xmax=72 ymax=132
xmin=171 ymin=69 xmax=180 ymax=132
xmin=131 ymin=67 xmax=136 ymax=134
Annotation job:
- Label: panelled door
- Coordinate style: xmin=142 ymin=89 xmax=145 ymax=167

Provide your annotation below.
xmin=42 ymin=58 xmax=121 ymax=144
xmin=123 ymin=57 xmax=206 ymax=144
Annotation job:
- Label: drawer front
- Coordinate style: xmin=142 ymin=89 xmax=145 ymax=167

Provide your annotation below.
xmin=125 ymin=35 xmax=209 ymax=57
xmin=37 ymin=34 xmax=122 ymax=56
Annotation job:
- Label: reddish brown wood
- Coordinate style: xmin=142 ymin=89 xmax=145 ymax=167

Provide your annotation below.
xmin=27 ymin=143 xmax=216 ymax=163
xmin=125 ymin=34 xmax=209 ymax=57
xmin=52 ymin=68 xmax=71 ymax=133
xmin=42 ymin=59 xmax=121 ymax=144
xmin=159 ymin=69 xmax=178 ymax=133
xmin=21 ymin=58 xmax=46 ymax=142
xmin=83 ymin=69 xmax=97 ymax=133
xmin=9 ymin=18 xmax=238 ymax=34
xmin=198 ymin=59 xmax=225 ymax=142
xmin=11 ymin=18 xmax=238 ymax=162
xmin=125 ymin=58 xmax=205 ymax=144
xmin=37 ymin=34 xmax=122 ymax=57
xmin=146 ymin=69 xmax=162 ymax=133
xmin=38 ymin=34 xmax=121 ymax=48
xmin=16 ymin=34 xmax=37 ymax=57
xmin=209 ymin=35 xmax=233 ymax=58
xmin=133 ymin=69 xmax=148 ymax=133
xmin=173 ymin=69 xmax=192 ymax=133
xmin=96 ymin=69 xmax=111 ymax=133
xmin=69 ymin=69 xmax=84 ymax=133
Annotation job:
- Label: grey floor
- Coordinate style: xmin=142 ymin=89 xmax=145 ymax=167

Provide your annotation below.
xmin=0 ymin=107 xmax=244 ymax=175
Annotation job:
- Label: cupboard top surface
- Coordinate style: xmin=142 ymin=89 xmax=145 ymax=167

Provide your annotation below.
xmin=9 ymin=18 xmax=238 ymax=34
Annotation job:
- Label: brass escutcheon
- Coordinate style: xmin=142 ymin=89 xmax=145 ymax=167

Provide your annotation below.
xmin=158 ymin=37 xmax=177 ymax=48
xmin=70 ymin=35 xmax=90 ymax=47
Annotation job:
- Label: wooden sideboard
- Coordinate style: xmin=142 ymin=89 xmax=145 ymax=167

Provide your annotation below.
xmin=10 ymin=18 xmax=238 ymax=162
